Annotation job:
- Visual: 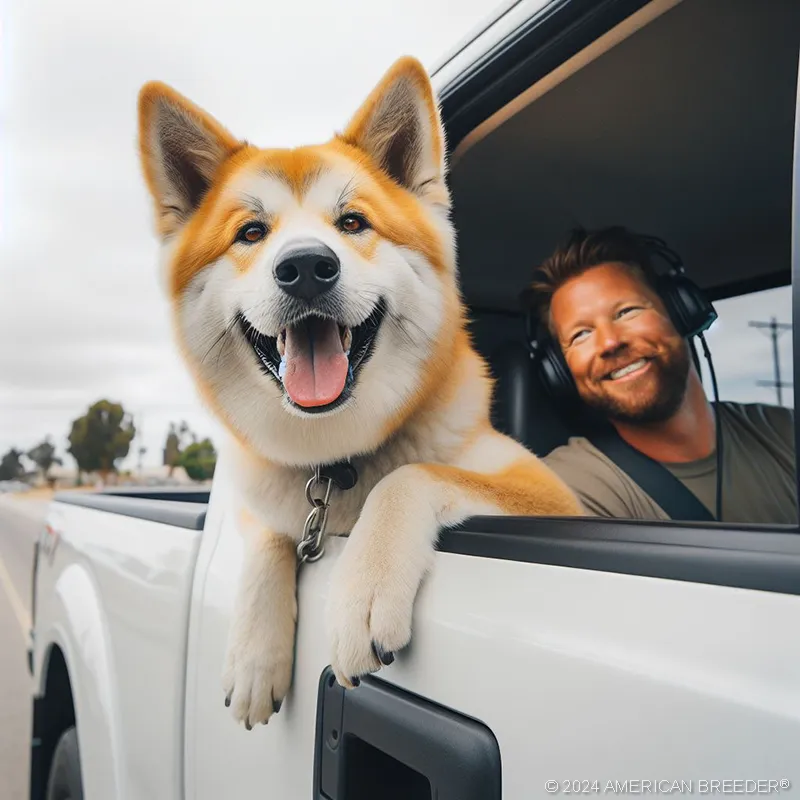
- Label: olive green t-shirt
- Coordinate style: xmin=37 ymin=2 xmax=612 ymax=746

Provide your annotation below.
xmin=543 ymin=402 xmax=797 ymax=524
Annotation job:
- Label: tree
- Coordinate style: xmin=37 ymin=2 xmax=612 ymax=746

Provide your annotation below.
xmin=0 ymin=448 xmax=25 ymax=481
xmin=67 ymin=400 xmax=136 ymax=481
xmin=164 ymin=428 xmax=180 ymax=475
xmin=179 ymin=438 xmax=217 ymax=482
xmin=163 ymin=421 xmax=194 ymax=476
xmin=27 ymin=437 xmax=63 ymax=486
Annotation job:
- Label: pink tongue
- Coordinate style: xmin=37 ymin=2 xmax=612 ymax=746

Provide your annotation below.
xmin=282 ymin=318 xmax=349 ymax=407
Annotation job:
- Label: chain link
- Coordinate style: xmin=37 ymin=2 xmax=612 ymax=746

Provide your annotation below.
xmin=296 ymin=468 xmax=334 ymax=567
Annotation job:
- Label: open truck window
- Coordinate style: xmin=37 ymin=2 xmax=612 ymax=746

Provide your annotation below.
xmin=703 ymin=284 xmax=794 ymax=410
xmin=436 ymin=0 xmax=800 ymax=589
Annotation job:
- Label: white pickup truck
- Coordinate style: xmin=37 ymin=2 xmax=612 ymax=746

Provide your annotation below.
xmin=29 ymin=0 xmax=800 ymax=798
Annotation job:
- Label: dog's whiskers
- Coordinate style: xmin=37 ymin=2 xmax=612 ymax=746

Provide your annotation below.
xmin=393 ymin=314 xmax=428 ymax=348
xmin=201 ymin=318 xmax=238 ymax=365
xmin=334 ymin=174 xmax=358 ymax=217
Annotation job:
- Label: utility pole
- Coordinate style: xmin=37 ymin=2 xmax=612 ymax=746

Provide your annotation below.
xmin=748 ymin=316 xmax=792 ymax=406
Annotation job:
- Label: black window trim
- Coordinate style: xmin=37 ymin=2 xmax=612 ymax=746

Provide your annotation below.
xmin=704 ymin=270 xmax=791 ymax=304
xmin=433 ymin=0 xmax=800 ymax=594
xmin=436 ymin=0 xmax=653 ymax=157
xmin=440 ymin=516 xmax=800 ymax=596
xmin=54 ymin=490 xmax=208 ymax=531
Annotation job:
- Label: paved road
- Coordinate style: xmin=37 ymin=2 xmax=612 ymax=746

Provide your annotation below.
xmin=0 ymin=498 xmax=48 ymax=800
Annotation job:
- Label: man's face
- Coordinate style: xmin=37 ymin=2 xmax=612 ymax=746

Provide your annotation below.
xmin=549 ymin=262 xmax=691 ymax=424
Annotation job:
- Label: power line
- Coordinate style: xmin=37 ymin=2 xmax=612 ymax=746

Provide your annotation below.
xmin=748 ymin=316 xmax=792 ymax=406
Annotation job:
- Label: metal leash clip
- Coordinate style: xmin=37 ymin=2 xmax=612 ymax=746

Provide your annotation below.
xmin=296 ymin=467 xmax=334 ymax=567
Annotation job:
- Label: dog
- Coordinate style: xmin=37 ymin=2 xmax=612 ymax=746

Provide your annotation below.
xmin=137 ymin=56 xmax=583 ymax=729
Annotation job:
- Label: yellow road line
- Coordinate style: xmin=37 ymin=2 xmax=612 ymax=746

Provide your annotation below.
xmin=0 ymin=550 xmax=31 ymax=645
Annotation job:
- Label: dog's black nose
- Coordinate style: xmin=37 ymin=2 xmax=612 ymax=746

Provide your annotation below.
xmin=273 ymin=241 xmax=340 ymax=301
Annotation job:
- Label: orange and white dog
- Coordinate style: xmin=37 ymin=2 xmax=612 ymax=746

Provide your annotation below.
xmin=137 ymin=57 xmax=582 ymax=729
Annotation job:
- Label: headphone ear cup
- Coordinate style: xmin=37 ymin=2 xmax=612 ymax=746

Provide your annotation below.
xmin=657 ymin=274 xmax=718 ymax=338
xmin=536 ymin=333 xmax=579 ymax=403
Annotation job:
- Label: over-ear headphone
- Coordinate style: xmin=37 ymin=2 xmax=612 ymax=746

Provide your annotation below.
xmin=524 ymin=234 xmax=718 ymax=405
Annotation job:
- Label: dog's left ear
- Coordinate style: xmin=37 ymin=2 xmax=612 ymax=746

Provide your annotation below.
xmin=341 ymin=57 xmax=447 ymax=202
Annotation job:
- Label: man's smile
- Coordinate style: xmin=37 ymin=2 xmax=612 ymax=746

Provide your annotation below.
xmin=603 ymin=358 xmax=652 ymax=382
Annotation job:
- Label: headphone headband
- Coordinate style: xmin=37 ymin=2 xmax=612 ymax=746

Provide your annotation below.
xmin=637 ymin=234 xmax=687 ymax=277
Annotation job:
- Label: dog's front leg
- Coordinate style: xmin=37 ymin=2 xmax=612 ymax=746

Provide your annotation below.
xmin=325 ymin=457 xmax=582 ymax=687
xmin=222 ymin=519 xmax=297 ymax=728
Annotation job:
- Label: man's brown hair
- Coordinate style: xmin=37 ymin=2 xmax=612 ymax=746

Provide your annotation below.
xmin=524 ymin=226 xmax=660 ymax=332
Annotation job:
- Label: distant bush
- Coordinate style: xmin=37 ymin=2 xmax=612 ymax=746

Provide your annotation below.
xmin=179 ymin=439 xmax=217 ymax=481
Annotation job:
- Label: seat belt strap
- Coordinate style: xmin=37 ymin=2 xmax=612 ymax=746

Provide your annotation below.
xmin=588 ymin=430 xmax=715 ymax=522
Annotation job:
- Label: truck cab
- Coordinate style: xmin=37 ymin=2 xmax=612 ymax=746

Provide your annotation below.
xmin=30 ymin=0 xmax=800 ymax=797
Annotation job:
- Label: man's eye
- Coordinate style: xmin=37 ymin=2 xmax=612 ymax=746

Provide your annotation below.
xmin=618 ymin=306 xmax=640 ymax=318
xmin=570 ymin=329 xmax=590 ymax=345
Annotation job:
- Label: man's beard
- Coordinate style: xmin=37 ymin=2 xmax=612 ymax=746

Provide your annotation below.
xmin=580 ymin=343 xmax=691 ymax=425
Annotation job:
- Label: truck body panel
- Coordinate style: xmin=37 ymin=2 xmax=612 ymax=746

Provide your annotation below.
xmin=35 ymin=500 xmax=202 ymax=800
xmin=187 ymin=498 xmax=800 ymax=799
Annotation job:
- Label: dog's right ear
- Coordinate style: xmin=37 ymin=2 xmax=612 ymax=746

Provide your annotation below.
xmin=138 ymin=82 xmax=242 ymax=238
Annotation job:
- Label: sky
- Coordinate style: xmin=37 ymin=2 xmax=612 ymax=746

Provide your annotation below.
xmin=0 ymin=0 xmax=500 ymax=471
xmin=701 ymin=286 xmax=794 ymax=409
xmin=0 ymin=0 xmax=794 ymax=474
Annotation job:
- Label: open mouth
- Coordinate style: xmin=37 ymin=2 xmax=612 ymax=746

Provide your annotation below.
xmin=237 ymin=299 xmax=386 ymax=413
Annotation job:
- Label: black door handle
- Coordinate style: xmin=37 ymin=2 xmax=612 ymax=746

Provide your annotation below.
xmin=313 ymin=666 xmax=501 ymax=799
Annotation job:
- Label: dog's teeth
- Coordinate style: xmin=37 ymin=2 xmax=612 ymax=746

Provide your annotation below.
xmin=341 ymin=327 xmax=352 ymax=352
xmin=277 ymin=331 xmax=286 ymax=358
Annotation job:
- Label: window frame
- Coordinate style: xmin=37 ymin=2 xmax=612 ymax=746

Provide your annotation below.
xmin=436 ymin=0 xmax=800 ymax=592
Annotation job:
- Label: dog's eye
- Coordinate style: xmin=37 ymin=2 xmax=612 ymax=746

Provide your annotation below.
xmin=337 ymin=213 xmax=369 ymax=234
xmin=236 ymin=223 xmax=267 ymax=244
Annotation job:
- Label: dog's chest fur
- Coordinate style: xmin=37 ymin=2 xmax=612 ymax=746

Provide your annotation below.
xmin=231 ymin=414 xmax=467 ymax=539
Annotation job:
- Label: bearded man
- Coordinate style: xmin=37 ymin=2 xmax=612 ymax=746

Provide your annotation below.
xmin=528 ymin=227 xmax=796 ymax=524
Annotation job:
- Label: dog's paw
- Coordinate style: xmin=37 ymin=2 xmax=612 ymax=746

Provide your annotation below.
xmin=221 ymin=634 xmax=293 ymax=729
xmin=325 ymin=554 xmax=418 ymax=688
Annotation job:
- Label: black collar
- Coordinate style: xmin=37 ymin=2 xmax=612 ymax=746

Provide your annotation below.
xmin=318 ymin=460 xmax=358 ymax=491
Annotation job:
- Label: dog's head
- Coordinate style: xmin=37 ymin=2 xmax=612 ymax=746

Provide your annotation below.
xmin=138 ymin=58 xmax=466 ymax=466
